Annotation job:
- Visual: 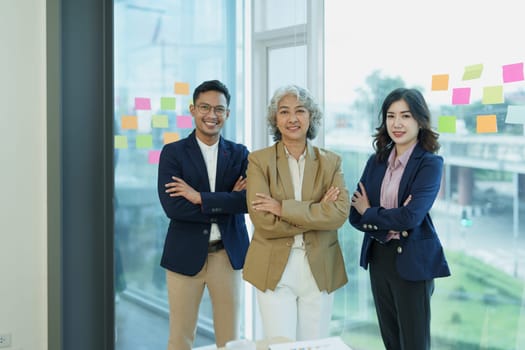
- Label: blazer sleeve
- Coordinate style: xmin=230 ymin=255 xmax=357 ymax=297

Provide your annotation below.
xmin=352 ymin=153 xmax=443 ymax=233
xmin=246 ymin=151 xmax=304 ymax=239
xmin=281 ymin=154 xmax=350 ymax=231
xmin=200 ymin=145 xmax=249 ymax=216
xmin=157 ymin=143 xmax=211 ymax=223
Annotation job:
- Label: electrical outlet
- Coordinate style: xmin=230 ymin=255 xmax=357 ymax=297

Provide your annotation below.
xmin=0 ymin=333 xmax=11 ymax=348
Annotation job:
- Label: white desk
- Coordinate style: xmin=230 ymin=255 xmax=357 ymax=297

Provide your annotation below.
xmin=193 ymin=336 xmax=291 ymax=350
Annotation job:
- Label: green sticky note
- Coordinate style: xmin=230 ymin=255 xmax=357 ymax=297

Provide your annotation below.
xmin=114 ymin=135 xmax=128 ymax=149
xmin=482 ymin=85 xmax=504 ymax=104
xmin=462 ymin=64 xmax=483 ymax=80
xmin=160 ymin=97 xmax=176 ymax=110
xmin=152 ymin=114 xmax=169 ymax=128
xmin=438 ymin=116 xmax=457 ymax=133
xmin=136 ymin=134 xmax=153 ymax=149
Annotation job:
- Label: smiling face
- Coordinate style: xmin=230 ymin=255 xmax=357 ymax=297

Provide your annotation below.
xmin=190 ymin=90 xmax=229 ymax=145
xmin=386 ymin=99 xmax=420 ymax=155
xmin=276 ymin=93 xmax=310 ymax=145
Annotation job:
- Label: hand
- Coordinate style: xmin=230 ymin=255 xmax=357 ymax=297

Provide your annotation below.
xmin=321 ymin=186 xmax=340 ymax=203
xmin=232 ymin=176 xmax=247 ymax=192
xmin=351 ymin=182 xmax=370 ymax=215
xmin=251 ymin=193 xmax=282 ymax=217
xmin=403 ymin=194 xmax=412 ymax=206
xmin=165 ymin=176 xmax=202 ymax=205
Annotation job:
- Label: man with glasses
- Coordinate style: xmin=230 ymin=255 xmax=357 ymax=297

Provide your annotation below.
xmin=157 ymin=80 xmax=250 ymax=350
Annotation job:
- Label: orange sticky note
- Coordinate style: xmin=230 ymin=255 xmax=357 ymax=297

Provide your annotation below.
xmin=431 ymin=74 xmax=449 ymax=91
xmin=476 ymin=115 xmax=497 ymax=133
xmin=121 ymin=115 xmax=138 ymax=130
xmin=163 ymin=132 xmax=180 ymax=144
xmin=174 ymin=82 xmax=190 ymax=95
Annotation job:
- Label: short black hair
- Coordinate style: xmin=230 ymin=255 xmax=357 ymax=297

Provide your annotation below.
xmin=192 ymin=80 xmax=231 ymax=106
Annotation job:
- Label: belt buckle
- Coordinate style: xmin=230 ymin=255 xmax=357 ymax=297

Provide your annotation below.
xmin=208 ymin=240 xmax=224 ymax=253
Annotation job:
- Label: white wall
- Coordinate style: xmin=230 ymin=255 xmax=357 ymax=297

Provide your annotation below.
xmin=0 ymin=1 xmax=47 ymax=350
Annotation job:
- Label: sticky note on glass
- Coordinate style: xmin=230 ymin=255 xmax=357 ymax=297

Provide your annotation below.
xmin=452 ymin=88 xmax=471 ymax=105
xmin=502 ymin=62 xmax=524 ymax=83
xmin=482 ymin=85 xmax=504 ymax=104
xmin=462 ymin=64 xmax=483 ymax=80
xmin=114 ymin=135 xmax=128 ymax=149
xmin=174 ymin=82 xmax=190 ymax=95
xmin=476 ymin=115 xmax=497 ymax=133
xmin=438 ymin=116 xmax=457 ymax=133
xmin=136 ymin=134 xmax=153 ymax=149
xmin=176 ymin=115 xmax=193 ymax=129
xmin=152 ymin=114 xmax=169 ymax=128
xmin=431 ymin=74 xmax=449 ymax=91
xmin=148 ymin=150 xmax=161 ymax=164
xmin=135 ymin=97 xmax=151 ymax=110
xmin=161 ymin=97 xmax=176 ymax=110
xmin=121 ymin=115 xmax=138 ymax=130
xmin=163 ymin=132 xmax=180 ymax=144
xmin=505 ymin=105 xmax=525 ymax=124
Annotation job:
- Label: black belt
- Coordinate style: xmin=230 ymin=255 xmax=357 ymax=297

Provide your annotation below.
xmin=208 ymin=240 xmax=224 ymax=253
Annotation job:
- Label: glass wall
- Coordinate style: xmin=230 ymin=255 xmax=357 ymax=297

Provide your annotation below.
xmin=113 ymin=1 xmax=245 ymax=348
xmin=324 ymin=1 xmax=525 ymax=349
xmin=113 ymin=1 xmax=525 ymax=349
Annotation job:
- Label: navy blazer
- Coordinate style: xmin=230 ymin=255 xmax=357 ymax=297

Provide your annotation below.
xmin=157 ymin=130 xmax=250 ymax=276
xmin=349 ymin=144 xmax=450 ymax=281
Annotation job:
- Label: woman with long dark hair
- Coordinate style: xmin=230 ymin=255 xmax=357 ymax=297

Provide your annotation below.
xmin=349 ymin=88 xmax=450 ymax=350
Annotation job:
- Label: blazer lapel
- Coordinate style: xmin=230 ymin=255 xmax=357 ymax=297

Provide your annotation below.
xmin=398 ymin=144 xmax=424 ymax=205
xmin=215 ymin=137 xmax=230 ymax=191
xmin=275 ymin=142 xmax=295 ymax=200
xmin=301 ymin=142 xmax=318 ymax=201
xmin=186 ymin=131 xmax=211 ymax=192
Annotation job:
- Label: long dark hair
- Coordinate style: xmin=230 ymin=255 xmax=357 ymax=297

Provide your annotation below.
xmin=373 ymin=88 xmax=440 ymax=161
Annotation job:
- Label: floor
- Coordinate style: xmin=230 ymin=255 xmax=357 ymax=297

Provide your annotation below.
xmin=115 ymin=294 xmax=215 ymax=350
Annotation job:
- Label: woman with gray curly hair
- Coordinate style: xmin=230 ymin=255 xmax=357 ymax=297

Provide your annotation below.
xmin=243 ymin=85 xmax=350 ymax=341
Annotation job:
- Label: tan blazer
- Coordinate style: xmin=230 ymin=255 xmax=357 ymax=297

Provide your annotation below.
xmin=243 ymin=141 xmax=350 ymax=293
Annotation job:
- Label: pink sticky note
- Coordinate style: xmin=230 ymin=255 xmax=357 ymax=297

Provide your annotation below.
xmin=452 ymin=87 xmax=471 ymax=105
xmin=502 ymin=62 xmax=524 ymax=83
xmin=135 ymin=97 xmax=151 ymax=110
xmin=148 ymin=150 xmax=161 ymax=164
xmin=176 ymin=115 xmax=193 ymax=129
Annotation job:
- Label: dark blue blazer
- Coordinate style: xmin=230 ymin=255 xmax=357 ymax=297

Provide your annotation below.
xmin=157 ymin=130 xmax=250 ymax=276
xmin=349 ymin=144 xmax=450 ymax=281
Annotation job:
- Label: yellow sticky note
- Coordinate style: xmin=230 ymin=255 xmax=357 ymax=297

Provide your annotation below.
xmin=163 ymin=132 xmax=180 ymax=144
xmin=136 ymin=134 xmax=153 ymax=149
xmin=482 ymin=85 xmax=504 ymax=104
xmin=431 ymin=74 xmax=449 ymax=91
xmin=152 ymin=115 xmax=169 ymax=128
xmin=476 ymin=115 xmax=497 ymax=133
xmin=174 ymin=82 xmax=190 ymax=95
xmin=121 ymin=115 xmax=138 ymax=130
xmin=462 ymin=64 xmax=483 ymax=80
xmin=114 ymin=135 xmax=128 ymax=149
xmin=438 ymin=116 xmax=457 ymax=133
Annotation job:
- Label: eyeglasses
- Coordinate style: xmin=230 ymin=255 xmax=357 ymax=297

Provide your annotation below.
xmin=196 ymin=103 xmax=228 ymax=117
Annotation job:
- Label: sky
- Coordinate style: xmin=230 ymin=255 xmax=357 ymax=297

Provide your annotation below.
xmin=324 ymin=0 xmax=525 ymax=106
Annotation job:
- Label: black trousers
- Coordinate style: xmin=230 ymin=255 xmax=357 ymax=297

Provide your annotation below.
xmin=369 ymin=240 xmax=435 ymax=350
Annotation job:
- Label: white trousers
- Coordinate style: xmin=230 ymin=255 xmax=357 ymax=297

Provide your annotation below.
xmin=256 ymin=247 xmax=334 ymax=341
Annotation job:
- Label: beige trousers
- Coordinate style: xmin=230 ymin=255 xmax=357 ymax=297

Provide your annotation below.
xmin=166 ymin=249 xmax=241 ymax=350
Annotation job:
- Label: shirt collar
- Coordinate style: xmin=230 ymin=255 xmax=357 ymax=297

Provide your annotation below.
xmin=283 ymin=144 xmax=307 ymax=161
xmin=388 ymin=142 xmax=417 ymax=169
xmin=196 ymin=137 xmax=219 ymax=152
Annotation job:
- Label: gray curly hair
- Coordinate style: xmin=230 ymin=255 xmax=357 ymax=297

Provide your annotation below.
xmin=266 ymin=85 xmax=323 ymax=141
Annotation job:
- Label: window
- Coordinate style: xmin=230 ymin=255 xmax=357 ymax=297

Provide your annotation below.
xmin=325 ymin=1 xmax=525 ymax=349
xmin=114 ymin=1 xmax=245 ymax=348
